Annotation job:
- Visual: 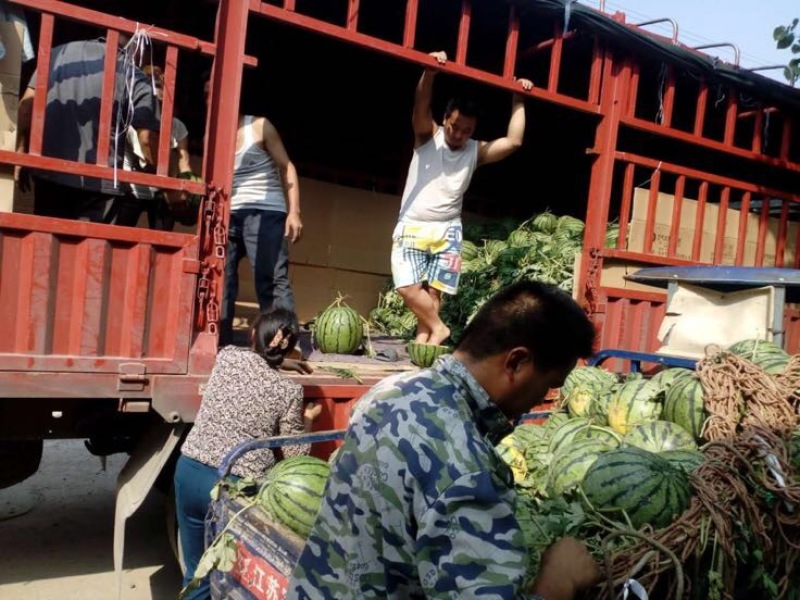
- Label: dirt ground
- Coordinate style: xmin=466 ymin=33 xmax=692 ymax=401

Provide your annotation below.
xmin=0 ymin=440 xmax=182 ymax=600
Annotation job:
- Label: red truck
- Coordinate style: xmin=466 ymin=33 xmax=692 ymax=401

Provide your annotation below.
xmin=1 ymin=0 xmax=799 ymax=574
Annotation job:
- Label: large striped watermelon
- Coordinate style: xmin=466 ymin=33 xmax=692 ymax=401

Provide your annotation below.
xmin=314 ymin=297 xmax=364 ymax=354
xmin=542 ymin=412 xmax=570 ymax=433
xmin=559 ymin=366 xmax=618 ymax=401
xmin=548 ymin=417 xmax=593 ymax=453
xmin=261 ymin=456 xmax=331 ymax=539
xmin=623 ymin=421 xmax=698 ymax=453
xmin=660 ymin=449 xmax=704 ymax=474
xmin=663 ymin=375 xmax=707 ymax=441
xmin=564 ymin=384 xmax=598 ymax=418
xmin=581 ymin=446 xmax=691 ymax=529
xmin=407 ymin=341 xmax=451 ymax=368
xmin=607 ymin=379 xmax=664 ymax=435
xmin=495 ymin=436 xmax=528 ymax=483
xmin=727 ymin=339 xmax=789 ymax=374
xmin=650 ymin=368 xmax=694 ymax=393
xmin=548 ymin=437 xmax=616 ymax=496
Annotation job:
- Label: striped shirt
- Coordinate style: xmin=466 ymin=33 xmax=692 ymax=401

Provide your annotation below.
xmin=28 ymin=39 xmax=159 ymax=194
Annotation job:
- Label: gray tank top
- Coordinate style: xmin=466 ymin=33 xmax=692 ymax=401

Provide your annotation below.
xmin=231 ymin=115 xmax=286 ymax=212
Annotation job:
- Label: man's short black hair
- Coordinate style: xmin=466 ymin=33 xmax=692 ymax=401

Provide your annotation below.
xmin=456 ymin=280 xmax=596 ymax=371
xmin=444 ymin=97 xmax=479 ymax=120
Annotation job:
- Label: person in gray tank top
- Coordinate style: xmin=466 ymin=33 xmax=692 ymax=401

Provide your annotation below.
xmin=203 ymin=77 xmax=303 ymax=346
xmin=392 ymin=50 xmax=533 ymax=347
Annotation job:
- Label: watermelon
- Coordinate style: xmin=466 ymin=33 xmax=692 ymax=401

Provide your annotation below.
xmin=574 ymin=425 xmax=622 ymax=448
xmin=407 ymin=341 xmax=451 ymax=367
xmin=727 ymin=339 xmax=789 ymax=374
xmin=460 ymin=240 xmax=479 ymax=262
xmin=581 ymin=446 xmax=692 ymax=529
xmin=587 ymin=384 xmax=617 ymax=426
xmin=548 ymin=418 xmax=592 ymax=453
xmin=623 ymin=421 xmax=698 ymax=453
xmin=663 ymin=375 xmax=707 ymax=441
xmin=564 ymin=383 xmax=598 ymax=418
xmin=315 ymin=298 xmax=363 ymax=354
xmin=649 ymin=368 xmax=694 ymax=393
xmin=559 ymin=366 xmax=618 ymax=401
xmin=511 ymin=424 xmax=548 ymax=448
xmin=660 ymin=449 xmax=704 ymax=474
xmin=607 ymin=379 xmax=664 ymax=435
xmin=262 ymin=456 xmax=331 ymax=539
xmin=542 ymin=412 xmax=570 ymax=433
xmin=496 ymin=439 xmax=527 ymax=484
xmin=548 ymin=437 xmax=616 ymax=496
xmin=532 ymin=211 xmax=559 ymax=234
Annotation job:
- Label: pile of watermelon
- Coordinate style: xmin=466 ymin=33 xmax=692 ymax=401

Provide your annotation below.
xmin=497 ymin=339 xmax=800 ymax=598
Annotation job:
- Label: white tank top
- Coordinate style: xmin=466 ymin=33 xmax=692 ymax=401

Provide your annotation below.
xmin=398 ymin=128 xmax=479 ymax=223
xmin=231 ymin=115 xmax=286 ymax=212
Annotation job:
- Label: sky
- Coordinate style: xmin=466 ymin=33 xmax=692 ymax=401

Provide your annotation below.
xmin=578 ymin=0 xmax=797 ymax=85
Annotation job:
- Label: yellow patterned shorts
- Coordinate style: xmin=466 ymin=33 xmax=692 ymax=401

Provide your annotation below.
xmin=390 ymin=220 xmax=463 ymax=295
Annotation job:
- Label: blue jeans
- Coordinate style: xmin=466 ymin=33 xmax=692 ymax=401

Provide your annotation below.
xmin=220 ymin=209 xmax=295 ymax=346
xmin=174 ymin=454 xmax=219 ymax=600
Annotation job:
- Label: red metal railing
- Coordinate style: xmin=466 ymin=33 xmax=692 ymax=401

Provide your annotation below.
xmin=248 ymin=0 xmax=603 ymax=115
xmin=2 ymin=0 xmax=259 ymax=198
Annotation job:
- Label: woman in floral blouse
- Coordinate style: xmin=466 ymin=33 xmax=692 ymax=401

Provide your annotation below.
xmin=174 ymin=307 xmax=321 ymax=599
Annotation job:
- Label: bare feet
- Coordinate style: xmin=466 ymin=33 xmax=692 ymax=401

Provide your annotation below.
xmin=428 ymin=324 xmax=450 ymax=347
xmin=415 ymin=331 xmax=430 ymax=343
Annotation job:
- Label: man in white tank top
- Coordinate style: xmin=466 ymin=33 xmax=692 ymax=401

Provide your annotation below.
xmin=392 ymin=51 xmax=533 ymax=346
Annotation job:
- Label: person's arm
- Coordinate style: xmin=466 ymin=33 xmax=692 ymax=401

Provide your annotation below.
xmin=415 ymin=470 xmax=599 ymax=599
xmin=261 ymin=117 xmax=303 ymax=243
xmin=15 ymin=84 xmax=35 ymax=192
xmin=175 ymin=136 xmax=192 ymax=174
xmin=131 ymin=71 xmax=161 ymax=171
xmin=412 ymin=51 xmax=446 ymax=148
xmin=277 ymin=383 xmax=321 ymax=458
xmin=477 ymin=78 xmax=533 ymax=166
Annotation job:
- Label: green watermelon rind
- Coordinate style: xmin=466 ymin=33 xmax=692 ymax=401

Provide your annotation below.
xmin=623 ymin=420 xmax=698 ymax=453
xmin=315 ymin=305 xmax=364 ymax=354
xmin=581 ymin=446 xmax=691 ymax=530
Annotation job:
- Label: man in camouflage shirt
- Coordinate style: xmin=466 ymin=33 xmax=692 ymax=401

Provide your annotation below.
xmin=289 ymin=281 xmax=601 ymax=599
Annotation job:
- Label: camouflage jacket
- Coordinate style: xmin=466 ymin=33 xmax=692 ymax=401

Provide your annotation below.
xmin=288 ymin=355 xmax=536 ymax=599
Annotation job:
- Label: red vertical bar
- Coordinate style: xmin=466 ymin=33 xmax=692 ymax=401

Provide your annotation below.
xmin=347 ymin=0 xmax=359 ymax=31
xmin=723 ymin=93 xmax=738 ymax=147
xmin=691 ymin=181 xmax=708 ymax=262
xmin=775 ymin=201 xmax=790 ymax=268
xmin=755 ymin=200 xmax=770 ymax=267
xmin=15 ymin=233 xmax=54 ymax=354
xmin=403 ymin=0 xmax=418 ymax=48
xmin=284 ymin=0 xmax=296 ymax=10
xmin=667 ymin=175 xmax=685 ymax=258
xmin=627 ymin=300 xmax=645 ymax=355
xmin=588 ymin=39 xmax=602 ymax=105
xmin=642 ymin=170 xmax=661 ymax=255
xmin=455 ymin=0 xmax=471 ymax=66
xmin=751 ymin=109 xmax=764 ymax=154
xmin=780 ymin=119 xmax=792 ymax=160
xmin=95 ymin=31 xmax=120 ymax=171
xmin=548 ymin=25 xmax=564 ymax=93
xmin=713 ymin=187 xmax=730 ymax=263
xmin=660 ymin=68 xmax=675 ymax=127
xmin=74 ymin=239 xmax=110 ymax=355
xmin=735 ymin=191 xmax=750 ymax=266
xmin=157 ymin=46 xmax=179 ymax=177
xmin=29 ymin=13 xmax=55 ymax=156
xmin=694 ymin=82 xmax=708 ymax=137
xmin=119 ymin=244 xmax=151 ymax=357
xmin=503 ymin=5 xmax=519 ymax=79
xmin=626 ymin=62 xmax=639 ymax=118
xmin=616 ymin=162 xmax=635 ymax=251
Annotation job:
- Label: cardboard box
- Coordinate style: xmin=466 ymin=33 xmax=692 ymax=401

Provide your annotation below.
xmin=627 ymin=188 xmax=797 ymax=267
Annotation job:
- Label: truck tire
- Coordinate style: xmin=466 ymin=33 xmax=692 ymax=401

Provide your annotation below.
xmin=0 ymin=440 xmax=43 ymax=489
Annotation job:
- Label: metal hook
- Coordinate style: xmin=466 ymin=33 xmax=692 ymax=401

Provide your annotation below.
xmin=633 ymin=18 xmax=679 ymax=44
xmin=692 ymin=43 xmax=741 ymax=67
